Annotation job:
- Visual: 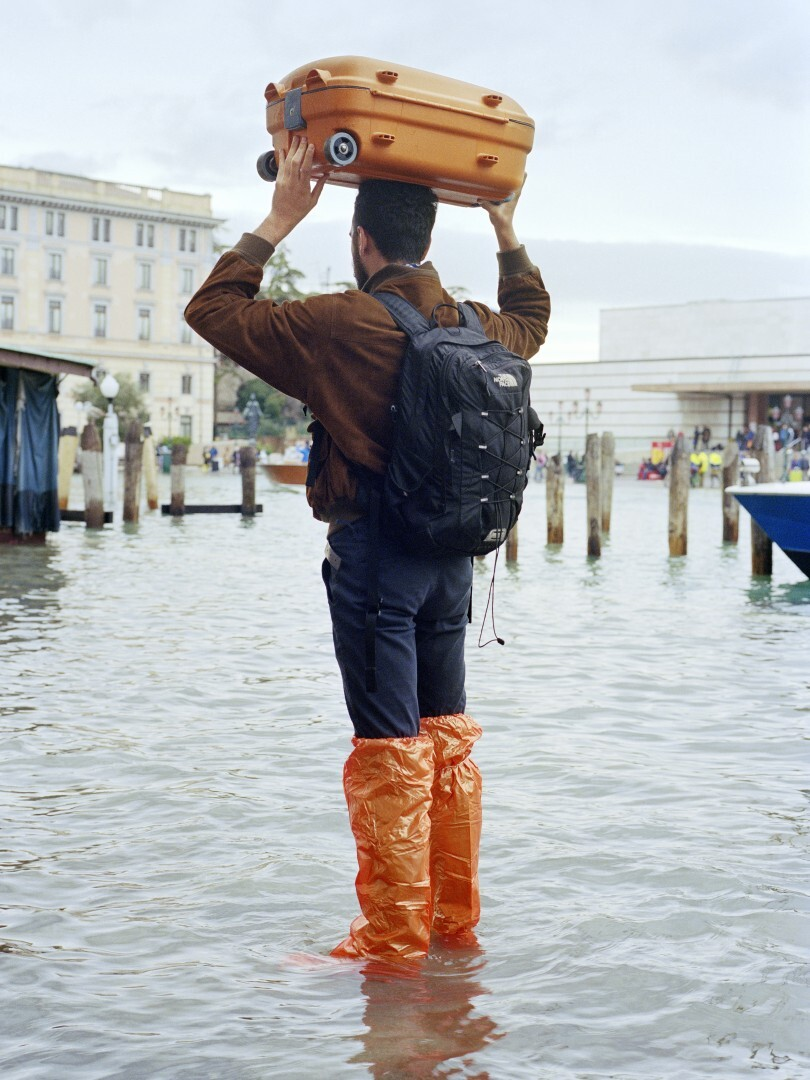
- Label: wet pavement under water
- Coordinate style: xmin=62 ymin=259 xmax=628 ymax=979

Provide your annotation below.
xmin=1 ymin=471 xmax=808 ymax=1079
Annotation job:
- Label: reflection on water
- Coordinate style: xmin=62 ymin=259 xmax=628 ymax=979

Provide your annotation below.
xmin=0 ymin=544 xmax=66 ymax=630
xmin=1 ymin=473 xmax=808 ymax=1079
xmin=352 ymin=949 xmax=501 ymax=1079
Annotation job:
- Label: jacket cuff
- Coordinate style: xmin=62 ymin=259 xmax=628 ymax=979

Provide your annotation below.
xmin=497 ymin=245 xmax=533 ymax=277
xmin=233 ymin=232 xmax=276 ymax=267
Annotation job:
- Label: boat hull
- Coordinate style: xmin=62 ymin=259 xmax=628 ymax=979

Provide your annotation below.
xmin=727 ymin=481 xmax=810 ymax=577
xmin=261 ymin=462 xmax=308 ymax=486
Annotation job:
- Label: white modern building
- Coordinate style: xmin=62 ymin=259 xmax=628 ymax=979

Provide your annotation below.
xmin=533 ymin=295 xmax=810 ymax=463
xmin=0 ymin=165 xmax=222 ymax=443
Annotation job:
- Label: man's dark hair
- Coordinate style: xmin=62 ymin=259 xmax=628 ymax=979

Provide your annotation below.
xmin=353 ymin=180 xmax=438 ymax=264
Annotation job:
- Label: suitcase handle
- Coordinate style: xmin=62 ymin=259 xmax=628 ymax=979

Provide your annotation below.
xmin=304 ymin=67 xmax=331 ymax=88
xmin=265 ymin=68 xmax=330 ymax=103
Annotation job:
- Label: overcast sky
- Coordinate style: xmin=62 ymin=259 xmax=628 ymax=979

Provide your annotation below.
xmin=6 ymin=0 xmax=810 ymax=359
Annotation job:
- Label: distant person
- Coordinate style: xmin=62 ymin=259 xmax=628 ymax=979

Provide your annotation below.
xmin=709 ymin=448 xmax=723 ymax=485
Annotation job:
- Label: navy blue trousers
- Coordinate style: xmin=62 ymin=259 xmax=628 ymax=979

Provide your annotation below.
xmin=322 ymin=519 xmax=473 ymax=739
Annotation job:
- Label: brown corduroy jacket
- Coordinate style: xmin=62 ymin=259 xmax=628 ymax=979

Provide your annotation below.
xmin=185 ymin=233 xmax=550 ymax=522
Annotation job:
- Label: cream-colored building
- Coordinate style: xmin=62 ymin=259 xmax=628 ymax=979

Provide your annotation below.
xmin=534 ymin=295 xmax=810 ymax=464
xmin=0 ymin=164 xmax=222 ymax=443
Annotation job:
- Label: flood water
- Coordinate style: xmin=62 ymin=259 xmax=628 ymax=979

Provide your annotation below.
xmin=2 ymin=469 xmax=808 ymax=1079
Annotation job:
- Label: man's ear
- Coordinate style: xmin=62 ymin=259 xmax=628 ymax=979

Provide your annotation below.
xmin=356 ymin=225 xmax=373 ymax=258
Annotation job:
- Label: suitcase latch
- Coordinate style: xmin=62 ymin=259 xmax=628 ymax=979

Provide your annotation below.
xmin=284 ymin=87 xmax=307 ymax=132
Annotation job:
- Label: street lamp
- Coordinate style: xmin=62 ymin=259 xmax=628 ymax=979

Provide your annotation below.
xmin=582 ymin=388 xmax=602 ymax=443
xmin=99 ymin=372 xmax=120 ymax=514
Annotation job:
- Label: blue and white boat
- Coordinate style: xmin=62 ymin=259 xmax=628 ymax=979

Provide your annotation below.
xmin=727 ymin=481 xmax=810 ymax=578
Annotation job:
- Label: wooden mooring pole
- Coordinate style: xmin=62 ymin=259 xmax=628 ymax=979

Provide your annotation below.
xmin=600 ymin=432 xmax=615 ymax=534
xmin=58 ymin=427 xmax=78 ymax=510
xmin=142 ymin=428 xmax=159 ymax=511
xmin=546 ymin=453 xmax=564 ymax=544
xmin=240 ymin=445 xmax=257 ymax=516
xmin=170 ymin=443 xmax=187 ymax=517
xmin=505 ymin=522 xmax=518 ymax=562
xmin=80 ymin=422 xmax=105 ymax=529
xmin=751 ymin=424 xmax=776 ymax=576
xmin=586 ymin=433 xmax=601 ymax=557
xmin=722 ymin=442 xmax=740 ymax=544
xmin=668 ymin=434 xmax=689 ymax=556
xmin=123 ymin=420 xmax=144 ymax=524
xmin=160 ymin=442 xmax=263 ymax=517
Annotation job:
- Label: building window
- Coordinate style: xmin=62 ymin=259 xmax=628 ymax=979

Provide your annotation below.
xmin=94 ymin=257 xmax=108 ymax=286
xmin=48 ymin=300 xmax=62 ymax=334
xmin=138 ymin=308 xmax=151 ymax=341
xmin=181 ymin=267 xmax=194 ymax=294
xmin=1 ymin=248 xmax=14 ymax=275
xmin=181 ymin=374 xmax=193 ymax=395
xmin=92 ymin=216 xmax=111 ymax=242
xmin=1 ymin=295 xmax=14 ymax=330
xmin=46 ymin=211 xmax=66 ymax=237
xmin=0 ymin=205 xmax=19 ymax=231
xmin=94 ymin=304 xmax=108 ymax=338
xmin=136 ymin=222 xmax=155 ymax=247
xmin=178 ymin=228 xmax=197 ymax=253
xmin=180 ymin=319 xmax=192 ymax=344
xmin=138 ymin=262 xmax=153 ymax=290
xmin=139 ymin=372 xmax=151 ymax=392
xmin=48 ymin=253 xmax=63 ymax=281
xmin=180 ymin=415 xmax=193 ymax=439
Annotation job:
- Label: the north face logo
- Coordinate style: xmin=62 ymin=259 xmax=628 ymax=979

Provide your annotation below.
xmin=493 ymin=373 xmax=518 ymax=388
xmin=484 ymin=527 xmax=508 ymax=543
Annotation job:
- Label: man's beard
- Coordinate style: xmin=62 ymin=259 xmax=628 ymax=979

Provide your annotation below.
xmin=352 ymin=231 xmax=368 ymax=289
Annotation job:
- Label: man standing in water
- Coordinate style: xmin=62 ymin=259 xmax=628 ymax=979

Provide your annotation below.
xmin=185 ymin=136 xmax=550 ymax=962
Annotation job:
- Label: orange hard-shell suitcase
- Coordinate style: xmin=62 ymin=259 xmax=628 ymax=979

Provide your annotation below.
xmin=257 ymin=56 xmax=534 ymax=207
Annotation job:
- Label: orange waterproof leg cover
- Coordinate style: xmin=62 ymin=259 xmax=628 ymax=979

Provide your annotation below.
xmin=421 ymin=714 xmax=483 ymax=936
xmin=332 ymin=734 xmax=434 ymax=963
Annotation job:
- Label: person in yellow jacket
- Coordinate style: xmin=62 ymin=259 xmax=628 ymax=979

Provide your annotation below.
xmin=690 ymin=450 xmax=709 ymax=486
xmin=709 ymin=448 xmax=723 ymax=485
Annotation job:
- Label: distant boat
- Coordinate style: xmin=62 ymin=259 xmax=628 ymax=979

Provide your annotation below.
xmin=728 ymin=481 xmax=810 ymax=577
xmin=261 ymin=461 xmax=308 ymax=486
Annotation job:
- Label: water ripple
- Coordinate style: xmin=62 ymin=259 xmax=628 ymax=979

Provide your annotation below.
xmin=1 ymin=475 xmax=808 ymax=1078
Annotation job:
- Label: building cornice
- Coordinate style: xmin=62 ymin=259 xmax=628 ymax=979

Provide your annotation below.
xmin=0 ymin=187 xmax=224 ymax=229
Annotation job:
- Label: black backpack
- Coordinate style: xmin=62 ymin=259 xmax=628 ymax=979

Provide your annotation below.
xmin=372 ymin=291 xmax=544 ymax=557
xmin=344 ymin=292 xmax=544 ymax=690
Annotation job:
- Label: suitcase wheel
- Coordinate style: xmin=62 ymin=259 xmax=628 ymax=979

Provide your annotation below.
xmin=256 ymin=151 xmax=279 ymax=183
xmin=324 ymin=132 xmax=358 ymax=167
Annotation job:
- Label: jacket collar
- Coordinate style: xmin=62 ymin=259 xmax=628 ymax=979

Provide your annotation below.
xmin=361 ymin=261 xmax=440 ymax=294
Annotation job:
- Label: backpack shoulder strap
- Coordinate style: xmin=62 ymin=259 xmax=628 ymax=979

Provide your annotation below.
xmin=458 ymin=301 xmax=484 ymax=335
xmin=375 ymin=291 xmax=488 ymax=338
xmin=372 ymin=291 xmax=430 ymax=338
